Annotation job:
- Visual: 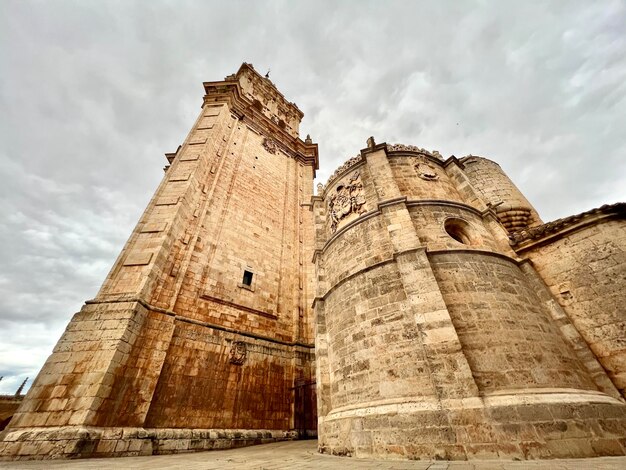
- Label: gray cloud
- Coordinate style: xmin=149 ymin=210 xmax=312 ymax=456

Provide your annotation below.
xmin=1 ymin=0 xmax=625 ymax=393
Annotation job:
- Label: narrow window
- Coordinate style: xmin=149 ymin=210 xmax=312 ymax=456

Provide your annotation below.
xmin=242 ymin=270 xmax=253 ymax=287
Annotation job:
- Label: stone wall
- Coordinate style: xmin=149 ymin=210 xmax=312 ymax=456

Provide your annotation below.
xmin=430 ymin=251 xmax=596 ymax=393
xmin=389 ymin=154 xmax=464 ymax=203
xmin=324 ymin=261 xmax=432 ymax=409
xmin=520 ymin=218 xmax=626 ymax=397
xmin=0 ymin=63 xmax=317 ymax=460
xmin=408 ymin=204 xmax=499 ymax=252
xmin=145 ymin=320 xmax=296 ymax=430
xmin=6 ymin=300 xmax=156 ymax=430
xmin=314 ymin=143 xmax=626 ymax=460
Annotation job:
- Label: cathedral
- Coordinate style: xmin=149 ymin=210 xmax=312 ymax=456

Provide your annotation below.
xmin=1 ymin=63 xmax=625 ymax=461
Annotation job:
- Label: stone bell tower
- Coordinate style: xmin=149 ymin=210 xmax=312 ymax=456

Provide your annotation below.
xmin=0 ymin=63 xmax=318 ymax=459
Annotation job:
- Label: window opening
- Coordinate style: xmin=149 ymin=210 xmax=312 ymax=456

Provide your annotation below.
xmin=242 ymin=270 xmax=253 ymax=287
xmin=444 ymin=218 xmax=473 ymax=245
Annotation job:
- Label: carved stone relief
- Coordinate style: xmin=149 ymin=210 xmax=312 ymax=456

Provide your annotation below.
xmin=389 ymin=143 xmax=426 ymax=153
xmin=229 ymin=341 xmax=247 ymax=365
xmin=263 ymin=137 xmax=277 ymax=154
xmin=415 ymin=159 xmax=439 ymax=181
xmin=388 ymin=143 xmax=443 ymax=159
xmin=328 ymin=171 xmax=367 ymax=233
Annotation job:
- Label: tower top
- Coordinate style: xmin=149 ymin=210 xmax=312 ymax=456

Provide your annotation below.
xmin=203 ymin=63 xmax=304 ymax=139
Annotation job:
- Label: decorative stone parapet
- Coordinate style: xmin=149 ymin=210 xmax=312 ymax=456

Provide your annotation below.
xmin=319 ymin=144 xmax=443 ymax=196
xmin=318 ymin=155 xmax=363 ymax=196
xmin=387 ymin=143 xmax=443 ymax=159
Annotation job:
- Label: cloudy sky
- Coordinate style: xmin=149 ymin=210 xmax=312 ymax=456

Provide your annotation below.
xmin=1 ymin=0 xmax=625 ymax=393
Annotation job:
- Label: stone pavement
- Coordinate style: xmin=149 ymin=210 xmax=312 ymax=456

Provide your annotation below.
xmin=1 ymin=440 xmax=625 ymax=470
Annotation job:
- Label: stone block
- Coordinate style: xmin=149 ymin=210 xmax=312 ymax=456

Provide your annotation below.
xmin=123 ymin=252 xmax=153 ymax=266
xmin=590 ymin=438 xmax=625 ymax=456
xmin=140 ymin=222 xmax=167 ymax=233
xmin=95 ymin=439 xmax=117 ymax=454
xmin=155 ymin=195 xmax=179 ymax=206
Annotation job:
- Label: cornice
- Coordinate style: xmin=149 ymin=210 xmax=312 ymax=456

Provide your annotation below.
xmin=426 ymin=248 xmax=524 ymax=266
xmin=510 ymin=203 xmax=626 ymax=252
xmin=317 ymin=155 xmax=365 ymax=197
xmin=239 ymin=111 xmax=318 ymax=170
xmin=316 ymin=246 xmax=522 ymax=302
xmin=405 ymin=199 xmax=484 ymax=217
xmin=317 ymin=198 xmax=486 ymax=257
xmin=459 ymin=155 xmax=502 ymax=168
xmin=86 ymin=296 xmax=313 ymax=349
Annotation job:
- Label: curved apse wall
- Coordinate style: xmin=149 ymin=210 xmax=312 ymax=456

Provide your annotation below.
xmin=430 ymin=251 xmax=597 ymax=393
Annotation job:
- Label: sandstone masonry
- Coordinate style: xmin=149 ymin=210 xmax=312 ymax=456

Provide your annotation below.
xmin=1 ymin=65 xmax=625 ymax=462
xmin=0 ymin=64 xmax=317 ymax=460
xmin=313 ymin=141 xmax=626 ymax=460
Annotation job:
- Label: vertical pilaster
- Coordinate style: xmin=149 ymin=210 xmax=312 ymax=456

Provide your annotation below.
xmin=362 ymin=145 xmax=479 ymax=401
xmin=312 ymin=195 xmax=331 ymax=421
xmin=445 ymin=159 xmax=488 ymax=211
xmin=446 ymin=159 xmax=519 ymax=257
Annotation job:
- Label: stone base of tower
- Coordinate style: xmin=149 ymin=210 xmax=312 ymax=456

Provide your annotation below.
xmin=318 ymin=391 xmax=626 ymax=460
xmin=0 ymin=426 xmax=298 ymax=460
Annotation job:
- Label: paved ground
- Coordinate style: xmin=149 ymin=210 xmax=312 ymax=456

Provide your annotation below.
xmin=1 ymin=440 xmax=625 ymax=469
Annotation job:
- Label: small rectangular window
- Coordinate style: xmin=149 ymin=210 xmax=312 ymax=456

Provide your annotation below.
xmin=242 ymin=270 xmax=253 ymax=287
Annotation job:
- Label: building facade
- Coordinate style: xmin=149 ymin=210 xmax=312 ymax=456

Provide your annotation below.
xmin=1 ymin=64 xmax=625 ymax=461
xmin=0 ymin=63 xmax=318 ymax=459
xmin=313 ymin=141 xmax=626 ymax=460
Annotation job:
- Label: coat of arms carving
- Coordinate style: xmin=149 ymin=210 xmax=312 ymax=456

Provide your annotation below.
xmin=328 ymin=171 xmax=367 ymax=233
xmin=229 ymin=341 xmax=247 ymax=365
xmin=415 ymin=159 xmax=439 ymax=181
xmin=262 ymin=137 xmax=277 ymax=154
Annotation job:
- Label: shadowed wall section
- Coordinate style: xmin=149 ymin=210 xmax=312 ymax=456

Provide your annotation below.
xmin=513 ymin=210 xmax=626 ymax=397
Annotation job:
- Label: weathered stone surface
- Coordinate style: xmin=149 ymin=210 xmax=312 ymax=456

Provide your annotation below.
xmin=0 ymin=63 xmax=317 ymax=460
xmin=516 ymin=214 xmax=626 ymax=397
xmin=0 ymin=427 xmax=298 ymax=460
xmin=314 ymin=143 xmax=626 ymax=460
xmin=1 ymin=63 xmax=624 ymax=463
